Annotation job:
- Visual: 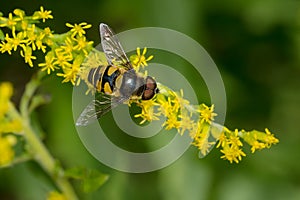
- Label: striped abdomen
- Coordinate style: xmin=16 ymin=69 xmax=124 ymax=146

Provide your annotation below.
xmin=87 ymin=65 xmax=121 ymax=94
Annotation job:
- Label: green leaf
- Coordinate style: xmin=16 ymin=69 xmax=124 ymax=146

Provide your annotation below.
xmin=65 ymin=167 xmax=109 ymax=193
xmin=82 ymin=170 xmax=109 ymax=193
xmin=65 ymin=167 xmax=87 ymax=179
xmin=0 ymin=29 xmax=4 ymax=41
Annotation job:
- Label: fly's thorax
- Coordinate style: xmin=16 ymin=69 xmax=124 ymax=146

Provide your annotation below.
xmin=118 ymin=71 xmax=159 ymax=100
xmin=119 ymin=70 xmax=145 ymax=98
xmin=133 ymin=76 xmax=146 ymax=97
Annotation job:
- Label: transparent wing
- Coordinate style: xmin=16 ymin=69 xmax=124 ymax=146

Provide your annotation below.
xmin=76 ymin=94 xmax=129 ymax=126
xmin=100 ymin=23 xmax=132 ymax=70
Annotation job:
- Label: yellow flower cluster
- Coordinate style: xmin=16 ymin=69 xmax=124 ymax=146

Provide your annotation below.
xmin=0 ymin=7 xmax=53 ymax=65
xmin=0 ymin=6 xmax=279 ymax=163
xmin=80 ymin=47 xmax=222 ymax=157
xmin=0 ymin=7 xmax=93 ymax=85
xmin=0 ymin=82 xmax=22 ymax=166
xmin=127 ymin=49 xmax=279 ymax=163
xmin=217 ymin=128 xmax=279 ymax=163
xmin=130 ymin=86 xmax=220 ymax=156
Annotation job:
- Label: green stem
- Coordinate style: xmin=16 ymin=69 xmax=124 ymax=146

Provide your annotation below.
xmin=22 ymin=118 xmax=78 ymax=200
xmin=10 ymin=72 xmax=78 ymax=200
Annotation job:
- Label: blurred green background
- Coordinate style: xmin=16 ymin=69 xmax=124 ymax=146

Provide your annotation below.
xmin=1 ymin=0 xmax=300 ymax=199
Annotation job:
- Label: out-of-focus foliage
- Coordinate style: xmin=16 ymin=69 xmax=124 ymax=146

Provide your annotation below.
xmin=0 ymin=0 xmax=299 ymax=200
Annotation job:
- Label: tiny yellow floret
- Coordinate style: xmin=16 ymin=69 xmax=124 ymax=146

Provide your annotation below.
xmin=32 ymin=6 xmax=53 ymax=22
xmin=66 ymin=22 xmax=92 ymax=37
xmin=198 ymin=104 xmax=217 ymax=124
xmin=130 ymin=47 xmax=154 ymax=71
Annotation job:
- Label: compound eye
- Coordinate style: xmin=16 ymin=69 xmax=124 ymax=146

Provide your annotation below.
xmin=142 ymin=76 xmax=158 ymax=100
xmin=142 ymin=88 xmax=155 ymax=100
xmin=145 ymin=76 xmax=157 ymax=90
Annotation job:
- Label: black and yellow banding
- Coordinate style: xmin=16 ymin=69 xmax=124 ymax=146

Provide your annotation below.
xmin=87 ymin=67 xmax=102 ymax=88
xmin=87 ymin=65 xmax=121 ymax=94
xmin=86 ymin=64 xmax=158 ymax=99
xmin=101 ymin=65 xmax=120 ymax=94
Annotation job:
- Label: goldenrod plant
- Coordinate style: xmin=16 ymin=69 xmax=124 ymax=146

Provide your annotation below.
xmin=0 ymin=7 xmax=279 ymax=199
xmin=0 ymin=7 xmax=107 ymax=200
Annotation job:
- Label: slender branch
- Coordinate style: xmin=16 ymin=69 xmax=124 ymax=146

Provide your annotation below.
xmin=22 ymin=117 xmax=78 ymax=200
xmin=9 ymin=72 xmax=78 ymax=200
xmin=0 ymin=154 xmax=32 ymax=169
xmin=20 ymin=70 xmax=44 ymax=118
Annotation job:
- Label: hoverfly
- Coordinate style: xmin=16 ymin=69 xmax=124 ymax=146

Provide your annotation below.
xmin=76 ymin=23 xmax=159 ymax=126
